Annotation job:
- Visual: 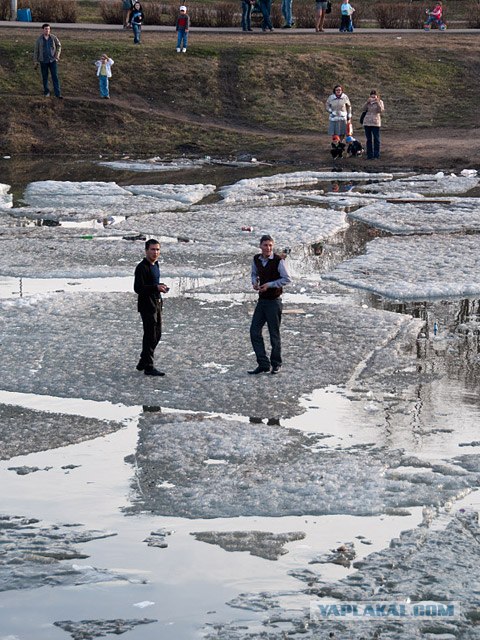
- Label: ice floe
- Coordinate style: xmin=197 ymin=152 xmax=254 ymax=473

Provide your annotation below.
xmin=358 ymin=172 xmax=479 ymax=197
xmin=347 ymin=199 xmax=480 ymax=235
xmin=324 ymin=235 xmax=480 ymax=300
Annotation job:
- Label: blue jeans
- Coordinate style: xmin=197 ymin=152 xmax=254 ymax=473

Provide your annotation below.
xmin=99 ymin=75 xmax=109 ymax=97
xmin=259 ymin=0 xmax=273 ymax=30
xmin=281 ymin=0 xmax=292 ymax=25
xmin=250 ymin=298 xmax=283 ymax=369
xmin=364 ymin=125 xmax=381 ymax=159
xmin=177 ymin=29 xmax=188 ymax=49
xmin=40 ymin=61 xmax=61 ymax=97
xmin=241 ymin=1 xmax=252 ymax=29
xmin=132 ymin=22 xmax=141 ymax=43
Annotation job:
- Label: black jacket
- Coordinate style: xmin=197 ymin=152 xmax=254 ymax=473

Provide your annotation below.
xmin=134 ymin=258 xmax=162 ymax=313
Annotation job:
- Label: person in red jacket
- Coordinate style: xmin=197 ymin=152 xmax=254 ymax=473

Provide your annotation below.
xmin=176 ymin=6 xmax=190 ymax=53
xmin=424 ymin=2 xmax=446 ymax=29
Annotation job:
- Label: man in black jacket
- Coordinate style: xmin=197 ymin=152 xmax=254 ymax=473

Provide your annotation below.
xmin=134 ymin=239 xmax=169 ymax=376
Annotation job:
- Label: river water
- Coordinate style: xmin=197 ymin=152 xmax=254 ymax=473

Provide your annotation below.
xmin=0 ymin=156 xmax=479 ymax=640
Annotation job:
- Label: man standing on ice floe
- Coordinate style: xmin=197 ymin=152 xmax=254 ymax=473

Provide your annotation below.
xmin=134 ymin=239 xmax=169 ymax=377
xmin=248 ymin=235 xmax=291 ymax=375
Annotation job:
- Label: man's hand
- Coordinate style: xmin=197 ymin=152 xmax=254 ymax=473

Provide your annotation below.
xmin=158 ymin=284 xmax=169 ymax=293
xmin=258 ymin=283 xmax=269 ymax=293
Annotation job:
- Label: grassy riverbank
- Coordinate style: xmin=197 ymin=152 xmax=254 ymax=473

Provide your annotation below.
xmin=0 ymin=28 xmax=479 ymax=168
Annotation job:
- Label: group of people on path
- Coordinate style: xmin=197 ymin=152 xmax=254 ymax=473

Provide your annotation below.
xmin=326 ymin=84 xmax=385 ymax=160
xmin=134 ymin=236 xmax=291 ymax=377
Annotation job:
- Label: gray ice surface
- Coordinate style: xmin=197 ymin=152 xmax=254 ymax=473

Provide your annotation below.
xmin=325 ymin=235 xmax=480 ymax=300
xmin=127 ymin=412 xmax=479 ymax=519
xmin=53 ymin=618 xmax=157 ymax=639
xmin=0 ymin=293 xmax=413 ymax=416
xmin=0 ymin=514 xmax=122 ymax=593
xmin=347 ymin=199 xmax=480 ymax=235
xmin=357 ymin=172 xmax=479 ymax=197
xmin=191 ymin=530 xmax=306 ymax=560
xmin=0 ymin=403 xmax=121 ymax=460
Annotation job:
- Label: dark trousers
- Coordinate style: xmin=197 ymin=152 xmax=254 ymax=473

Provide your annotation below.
xmin=340 ymin=14 xmax=353 ymax=31
xmin=364 ymin=125 xmax=381 ymax=159
xmin=40 ymin=61 xmax=61 ymax=97
xmin=250 ymin=298 xmax=282 ymax=368
xmin=259 ymin=0 xmax=273 ymax=29
xmin=139 ymin=301 xmax=162 ymax=369
xmin=241 ymin=0 xmax=252 ymax=29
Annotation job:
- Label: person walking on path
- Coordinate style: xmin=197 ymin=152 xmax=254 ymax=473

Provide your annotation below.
xmin=94 ymin=54 xmax=114 ymax=99
xmin=122 ymin=0 xmax=133 ymax=28
xmin=134 ymin=239 xmax=169 ymax=377
xmin=362 ymin=89 xmax=385 ymax=159
xmin=315 ymin=0 xmax=328 ymax=32
xmin=282 ymin=0 xmax=294 ymax=28
xmin=241 ymin=0 xmax=254 ymax=31
xmin=128 ymin=2 xmax=144 ymax=44
xmin=259 ymin=0 xmax=274 ymax=32
xmin=33 ymin=23 xmax=62 ymax=98
xmin=175 ymin=5 xmax=190 ymax=52
xmin=248 ymin=235 xmax=291 ymax=375
xmin=326 ymin=84 xmax=351 ymax=141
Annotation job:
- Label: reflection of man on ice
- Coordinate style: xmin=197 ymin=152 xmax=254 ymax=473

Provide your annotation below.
xmin=248 ymin=235 xmax=291 ymax=375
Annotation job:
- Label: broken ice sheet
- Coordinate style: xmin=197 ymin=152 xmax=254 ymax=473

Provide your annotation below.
xmin=324 ymin=235 xmax=480 ymax=300
xmin=0 ymin=515 xmax=120 ymax=593
xmin=347 ymin=199 xmax=480 ymax=235
xmin=0 ymin=404 xmax=121 ymax=460
xmin=125 ymin=412 xmax=479 ymax=519
xmin=358 ymin=172 xmax=479 ymax=197
xmin=191 ymin=531 xmax=306 ymax=560
xmin=0 ymin=293 xmax=414 ymax=416
xmin=218 ymin=171 xmax=393 ymax=204
xmin=53 ymin=618 xmax=156 ymax=639
xmin=124 ymin=183 xmax=216 ymax=205
xmin=0 ymin=182 xmax=13 ymax=209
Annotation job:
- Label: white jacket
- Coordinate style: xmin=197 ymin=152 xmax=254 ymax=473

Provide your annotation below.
xmin=95 ymin=58 xmax=114 ymax=78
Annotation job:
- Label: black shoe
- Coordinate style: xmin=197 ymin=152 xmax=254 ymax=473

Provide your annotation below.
xmin=144 ymin=368 xmax=165 ymax=376
xmin=136 ymin=362 xmax=145 ymax=371
xmin=248 ymin=366 xmax=270 ymax=375
xmin=56 ymin=95 xmax=63 ymax=99
xmin=271 ymin=365 xmax=281 ymax=374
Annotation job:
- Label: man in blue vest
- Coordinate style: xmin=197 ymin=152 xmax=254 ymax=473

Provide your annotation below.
xmin=249 ymin=234 xmax=291 ymax=375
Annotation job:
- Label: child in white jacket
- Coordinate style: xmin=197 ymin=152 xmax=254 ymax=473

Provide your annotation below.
xmin=94 ymin=54 xmax=114 ymax=99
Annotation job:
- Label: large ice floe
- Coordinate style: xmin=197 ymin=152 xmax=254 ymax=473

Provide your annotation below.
xmin=0 ymin=293 xmax=416 ymax=416
xmin=0 ymin=168 xmax=479 ymax=640
xmin=347 ymin=199 xmax=480 ymax=235
xmin=324 ymin=235 xmax=480 ymax=300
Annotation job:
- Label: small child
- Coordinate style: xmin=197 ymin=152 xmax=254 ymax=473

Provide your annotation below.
xmin=346 ymin=135 xmax=363 ymax=157
xmin=339 ymin=0 xmax=355 ymax=32
xmin=94 ymin=54 xmax=114 ymax=99
xmin=424 ymin=1 xmax=446 ymax=29
xmin=176 ymin=5 xmax=190 ymax=53
xmin=331 ymin=135 xmax=345 ymax=160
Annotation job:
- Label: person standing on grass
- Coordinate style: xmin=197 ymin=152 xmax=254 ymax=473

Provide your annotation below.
xmin=33 ymin=23 xmax=62 ymax=99
xmin=176 ymin=5 xmax=190 ymax=52
xmin=128 ymin=2 xmax=144 ymax=44
xmin=134 ymin=239 xmax=170 ymax=377
xmin=362 ymin=89 xmax=385 ymax=160
xmin=248 ymin=235 xmax=291 ymax=375
xmin=94 ymin=54 xmax=114 ymax=99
